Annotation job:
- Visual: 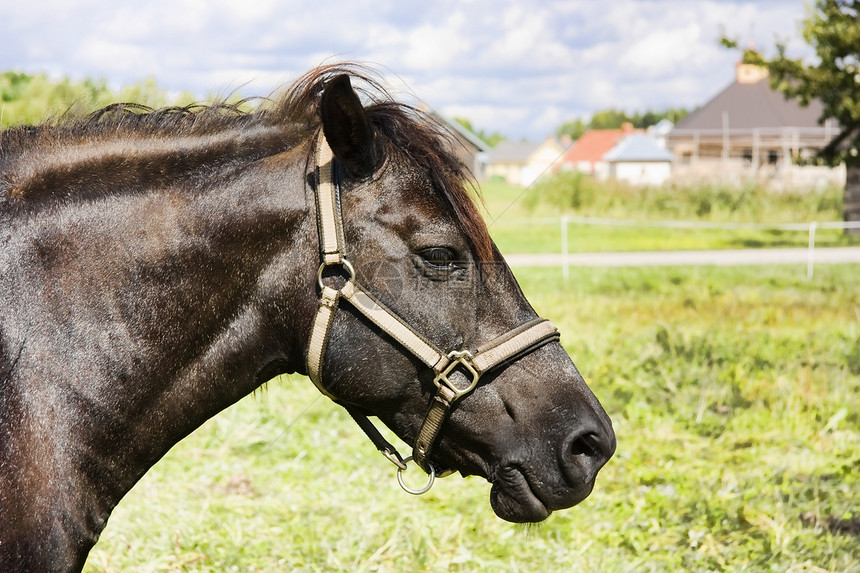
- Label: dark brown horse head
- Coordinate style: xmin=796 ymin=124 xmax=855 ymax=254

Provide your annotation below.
xmin=308 ymin=73 xmax=615 ymax=522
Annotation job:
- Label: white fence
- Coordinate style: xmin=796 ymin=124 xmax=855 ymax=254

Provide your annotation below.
xmin=503 ymin=215 xmax=860 ymax=279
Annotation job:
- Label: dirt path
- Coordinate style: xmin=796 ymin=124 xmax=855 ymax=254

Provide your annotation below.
xmin=503 ymin=247 xmax=860 ymax=267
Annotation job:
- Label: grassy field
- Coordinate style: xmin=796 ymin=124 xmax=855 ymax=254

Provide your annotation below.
xmin=84 ymin=263 xmax=860 ymax=572
xmin=480 ymin=176 xmax=860 ymax=254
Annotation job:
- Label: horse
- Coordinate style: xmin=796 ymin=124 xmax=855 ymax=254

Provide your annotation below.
xmin=0 ymin=64 xmax=615 ymax=571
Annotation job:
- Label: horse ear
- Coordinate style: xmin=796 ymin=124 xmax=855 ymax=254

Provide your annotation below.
xmin=320 ymin=75 xmax=380 ymax=179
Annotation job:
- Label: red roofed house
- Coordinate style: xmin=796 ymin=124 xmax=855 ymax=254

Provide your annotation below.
xmin=559 ymin=123 xmax=640 ymax=179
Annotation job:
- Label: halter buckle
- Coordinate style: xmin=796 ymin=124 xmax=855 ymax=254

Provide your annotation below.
xmin=433 ymin=350 xmax=480 ymax=402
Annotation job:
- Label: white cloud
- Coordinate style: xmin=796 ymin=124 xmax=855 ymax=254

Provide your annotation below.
xmin=401 ymin=14 xmax=470 ymax=70
xmin=74 ymin=39 xmax=154 ymax=75
xmin=0 ymin=0 xmax=812 ymax=139
xmin=620 ymin=24 xmax=705 ymax=79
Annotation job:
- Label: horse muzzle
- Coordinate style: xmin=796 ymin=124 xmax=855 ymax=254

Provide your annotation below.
xmin=489 ymin=420 xmax=616 ymax=523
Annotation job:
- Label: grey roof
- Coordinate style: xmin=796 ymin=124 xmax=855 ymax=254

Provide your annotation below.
xmin=438 ymin=113 xmax=491 ymax=152
xmin=488 ymin=140 xmax=542 ymax=162
xmin=674 ymin=76 xmax=824 ymax=131
xmin=604 ymin=134 xmax=674 ymax=162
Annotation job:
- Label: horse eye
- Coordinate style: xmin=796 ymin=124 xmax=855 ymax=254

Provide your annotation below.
xmin=421 ymin=247 xmax=456 ymax=267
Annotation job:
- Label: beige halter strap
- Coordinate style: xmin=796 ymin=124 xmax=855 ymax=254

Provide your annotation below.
xmin=306 ymin=133 xmax=560 ymax=493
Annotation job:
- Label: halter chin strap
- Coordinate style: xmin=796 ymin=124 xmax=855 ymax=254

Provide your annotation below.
xmin=305 ymin=133 xmax=560 ymax=491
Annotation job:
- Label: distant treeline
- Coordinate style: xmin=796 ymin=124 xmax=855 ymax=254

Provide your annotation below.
xmin=456 ymin=107 xmax=688 ymax=148
xmin=555 ymin=107 xmax=689 ymax=141
xmin=2 ymin=70 xmax=687 ymax=147
xmin=0 ymin=71 xmax=198 ymax=128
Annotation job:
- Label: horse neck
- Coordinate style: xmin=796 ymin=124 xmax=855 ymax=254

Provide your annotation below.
xmin=0 ymin=128 xmax=320 ymax=566
xmin=2 ymin=122 xmax=299 ymax=211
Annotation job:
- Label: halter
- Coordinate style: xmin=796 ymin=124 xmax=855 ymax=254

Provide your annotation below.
xmin=306 ymin=133 xmax=560 ymax=494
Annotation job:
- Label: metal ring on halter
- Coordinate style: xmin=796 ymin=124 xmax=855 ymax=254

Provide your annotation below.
xmin=317 ymin=258 xmax=356 ymax=291
xmin=396 ymin=456 xmax=436 ymax=495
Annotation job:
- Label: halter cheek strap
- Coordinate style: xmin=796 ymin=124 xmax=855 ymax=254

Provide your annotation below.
xmin=306 ymin=133 xmax=560 ymax=492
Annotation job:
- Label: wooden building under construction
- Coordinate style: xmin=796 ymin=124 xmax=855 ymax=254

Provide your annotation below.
xmin=667 ymin=62 xmax=843 ymax=188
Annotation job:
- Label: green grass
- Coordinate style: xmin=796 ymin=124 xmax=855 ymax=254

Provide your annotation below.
xmin=479 ymin=177 xmax=860 ymax=254
xmin=85 ymin=264 xmax=860 ymax=572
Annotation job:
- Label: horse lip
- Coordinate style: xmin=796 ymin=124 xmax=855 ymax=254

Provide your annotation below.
xmin=489 ymin=460 xmax=601 ymax=523
xmin=489 ymin=465 xmax=551 ymax=523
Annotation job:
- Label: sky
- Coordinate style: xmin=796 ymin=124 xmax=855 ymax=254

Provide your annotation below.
xmin=1 ymin=0 xmax=814 ymax=140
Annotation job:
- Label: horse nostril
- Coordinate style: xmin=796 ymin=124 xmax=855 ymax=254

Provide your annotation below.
xmin=563 ymin=428 xmax=616 ymax=475
xmin=570 ymin=432 xmax=602 ymax=457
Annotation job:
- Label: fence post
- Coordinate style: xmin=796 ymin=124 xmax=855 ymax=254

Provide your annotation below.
xmin=807 ymin=221 xmax=818 ymax=279
xmin=561 ymin=215 xmax=570 ymax=281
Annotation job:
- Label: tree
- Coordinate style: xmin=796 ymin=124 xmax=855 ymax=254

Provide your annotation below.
xmin=723 ymin=0 xmax=860 ymax=230
xmin=452 ymin=117 xmax=506 ymax=147
xmin=555 ymin=107 xmax=689 ymax=141
xmin=0 ymin=72 xmax=196 ymax=129
xmin=556 ymin=117 xmax=588 ymax=141
xmin=589 ymin=108 xmax=633 ymax=130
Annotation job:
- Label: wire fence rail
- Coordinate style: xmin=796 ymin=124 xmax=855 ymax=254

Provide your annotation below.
xmin=500 ymin=215 xmax=860 ymax=279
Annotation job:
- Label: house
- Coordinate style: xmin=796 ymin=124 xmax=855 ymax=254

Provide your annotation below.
xmin=666 ymin=61 xmax=843 ymax=187
xmin=559 ymin=125 xmax=673 ymax=185
xmin=485 ymin=137 xmax=566 ymax=186
xmin=603 ymin=133 xmax=674 ymax=185
xmin=559 ymin=124 xmax=640 ymax=179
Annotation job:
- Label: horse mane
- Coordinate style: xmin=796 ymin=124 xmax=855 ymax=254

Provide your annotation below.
xmin=0 ymin=63 xmax=493 ymax=261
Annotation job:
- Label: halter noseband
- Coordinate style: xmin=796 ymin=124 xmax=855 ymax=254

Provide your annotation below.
xmin=306 ymin=134 xmax=560 ymax=494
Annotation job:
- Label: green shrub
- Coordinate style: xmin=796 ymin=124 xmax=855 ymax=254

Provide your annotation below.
xmin=524 ymin=172 xmax=845 ymax=223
